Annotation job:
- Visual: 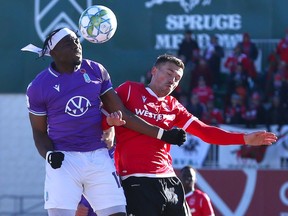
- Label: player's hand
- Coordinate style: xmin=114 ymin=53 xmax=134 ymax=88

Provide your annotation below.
xmin=106 ymin=111 xmax=126 ymax=126
xmin=102 ymin=127 xmax=115 ymax=149
xmin=161 ymin=128 xmax=186 ymax=146
xmin=244 ymin=131 xmax=277 ymax=146
xmin=46 ymin=151 xmax=64 ymax=169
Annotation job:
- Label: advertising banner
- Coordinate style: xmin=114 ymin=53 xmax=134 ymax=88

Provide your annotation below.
xmin=180 ymin=169 xmax=288 ymax=216
xmin=1 ymin=0 xmax=288 ymax=92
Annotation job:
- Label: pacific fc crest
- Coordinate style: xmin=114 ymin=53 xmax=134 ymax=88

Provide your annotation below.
xmin=145 ymin=0 xmax=212 ymax=13
xmin=34 ymin=0 xmax=94 ymax=42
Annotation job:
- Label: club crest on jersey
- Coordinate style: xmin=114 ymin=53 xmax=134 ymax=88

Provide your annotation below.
xmin=83 ymin=73 xmax=91 ymax=83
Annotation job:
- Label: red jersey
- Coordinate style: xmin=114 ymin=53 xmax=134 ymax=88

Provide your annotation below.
xmin=114 ymin=81 xmax=194 ymax=178
xmin=186 ymin=189 xmax=215 ymax=216
xmin=276 ymin=38 xmax=288 ymax=63
xmin=114 ymin=81 xmax=245 ymax=178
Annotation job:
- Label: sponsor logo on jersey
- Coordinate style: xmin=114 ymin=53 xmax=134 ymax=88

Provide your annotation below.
xmin=135 ymin=108 xmax=175 ymax=121
xmin=65 ymin=96 xmax=91 ymax=117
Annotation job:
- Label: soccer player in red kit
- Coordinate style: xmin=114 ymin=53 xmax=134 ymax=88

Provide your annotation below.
xmin=181 ymin=166 xmax=215 ymax=216
xmin=105 ymin=54 xmax=277 ymax=216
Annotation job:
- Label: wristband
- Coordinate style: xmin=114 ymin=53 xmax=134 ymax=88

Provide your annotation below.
xmin=46 ymin=151 xmax=53 ymax=161
xmin=157 ymin=128 xmax=164 ymax=139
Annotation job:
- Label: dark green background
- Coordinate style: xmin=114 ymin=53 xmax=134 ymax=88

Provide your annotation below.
xmin=1 ymin=0 xmax=287 ymax=93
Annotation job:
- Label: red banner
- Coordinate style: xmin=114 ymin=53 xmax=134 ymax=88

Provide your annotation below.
xmin=176 ymin=169 xmax=288 ymax=216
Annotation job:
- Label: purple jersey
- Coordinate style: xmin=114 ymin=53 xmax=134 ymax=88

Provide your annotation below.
xmin=26 ymin=59 xmax=113 ymax=152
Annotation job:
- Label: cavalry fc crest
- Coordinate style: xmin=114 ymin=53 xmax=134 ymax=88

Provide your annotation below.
xmin=34 ymin=0 xmax=94 ymax=42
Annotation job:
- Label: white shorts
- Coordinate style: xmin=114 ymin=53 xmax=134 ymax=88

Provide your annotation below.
xmin=44 ymin=148 xmax=126 ymax=211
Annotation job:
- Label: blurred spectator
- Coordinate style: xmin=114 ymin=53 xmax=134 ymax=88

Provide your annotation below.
xmin=264 ymin=50 xmax=280 ymax=96
xmin=201 ymin=99 xmax=224 ymax=125
xmin=224 ymin=93 xmax=246 ymax=124
xmin=227 ymin=63 xmax=249 ymax=94
xmin=276 ymin=28 xmax=288 ymax=64
xmin=190 ymin=57 xmax=214 ymax=89
xmin=237 ymin=32 xmax=259 ymax=62
xmin=177 ymin=29 xmax=200 ymax=70
xmin=177 ymin=30 xmax=200 ymax=93
xmin=186 ymin=94 xmax=206 ymax=120
xmin=234 ymin=81 xmax=248 ymax=106
xmin=180 ymin=166 xmax=215 ymax=216
xmin=203 ymin=35 xmax=225 ymax=88
xmin=224 ymin=44 xmax=257 ymax=80
xmin=267 ymin=71 xmax=288 ymax=108
xmin=191 ymin=76 xmax=214 ymax=105
xmin=243 ymin=91 xmax=266 ymax=128
xmin=265 ymin=94 xmax=287 ymax=132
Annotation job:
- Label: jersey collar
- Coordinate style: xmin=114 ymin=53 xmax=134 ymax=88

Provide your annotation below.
xmin=145 ymin=86 xmax=166 ymax=101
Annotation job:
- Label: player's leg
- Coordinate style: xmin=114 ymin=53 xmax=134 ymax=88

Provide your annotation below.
xmin=83 ymin=148 xmax=126 ymax=216
xmin=44 ymin=151 xmax=84 ymax=215
xmin=122 ymin=176 xmax=166 ymax=216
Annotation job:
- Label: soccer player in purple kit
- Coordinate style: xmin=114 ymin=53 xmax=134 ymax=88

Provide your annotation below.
xmin=25 ymin=27 xmax=186 ymax=216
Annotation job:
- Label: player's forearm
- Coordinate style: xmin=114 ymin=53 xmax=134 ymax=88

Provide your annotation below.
xmin=121 ymin=108 xmax=159 ymax=138
xmin=188 ymin=120 xmax=245 ymax=145
xmin=32 ymin=131 xmax=54 ymax=159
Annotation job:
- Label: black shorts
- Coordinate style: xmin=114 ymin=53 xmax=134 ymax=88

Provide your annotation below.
xmin=122 ymin=176 xmax=191 ymax=216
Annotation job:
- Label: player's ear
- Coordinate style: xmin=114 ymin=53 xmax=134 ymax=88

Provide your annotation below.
xmin=49 ymin=49 xmax=55 ymax=57
xmin=151 ymin=66 xmax=157 ymax=76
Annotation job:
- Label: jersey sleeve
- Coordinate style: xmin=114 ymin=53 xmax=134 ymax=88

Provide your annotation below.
xmin=90 ymin=61 xmax=113 ymax=95
xmin=201 ymin=193 xmax=215 ymax=216
xmin=172 ymin=98 xmax=197 ymax=129
xmin=26 ymin=82 xmax=47 ymax=116
xmin=115 ymin=81 xmax=131 ymax=102
xmin=186 ymin=118 xmax=245 ymax=145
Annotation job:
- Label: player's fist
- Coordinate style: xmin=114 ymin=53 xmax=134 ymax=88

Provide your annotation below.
xmin=161 ymin=128 xmax=186 ymax=146
xmin=46 ymin=151 xmax=64 ymax=169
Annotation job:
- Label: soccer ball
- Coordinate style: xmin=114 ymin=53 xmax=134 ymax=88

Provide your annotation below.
xmin=79 ymin=5 xmax=117 ymax=43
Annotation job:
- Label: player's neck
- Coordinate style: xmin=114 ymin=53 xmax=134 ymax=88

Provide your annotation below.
xmin=52 ymin=62 xmax=78 ymax=74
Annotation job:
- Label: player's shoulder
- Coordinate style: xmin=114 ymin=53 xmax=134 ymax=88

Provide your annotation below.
xmin=118 ymin=81 xmax=144 ymax=89
xmin=81 ymin=58 xmax=101 ymax=69
xmin=28 ymin=67 xmax=51 ymax=88
xmin=194 ymin=189 xmax=210 ymax=199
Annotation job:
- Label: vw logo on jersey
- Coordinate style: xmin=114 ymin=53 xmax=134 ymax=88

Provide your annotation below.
xmin=65 ymin=96 xmax=91 ymax=117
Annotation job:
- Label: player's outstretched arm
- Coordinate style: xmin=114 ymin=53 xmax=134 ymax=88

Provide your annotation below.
xmin=243 ymin=131 xmax=277 ymax=146
xmin=187 ymin=119 xmax=277 ymax=145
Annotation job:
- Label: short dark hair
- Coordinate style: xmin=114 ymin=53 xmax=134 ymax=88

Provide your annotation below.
xmin=181 ymin=165 xmax=195 ymax=172
xmin=154 ymin=54 xmax=185 ymax=70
